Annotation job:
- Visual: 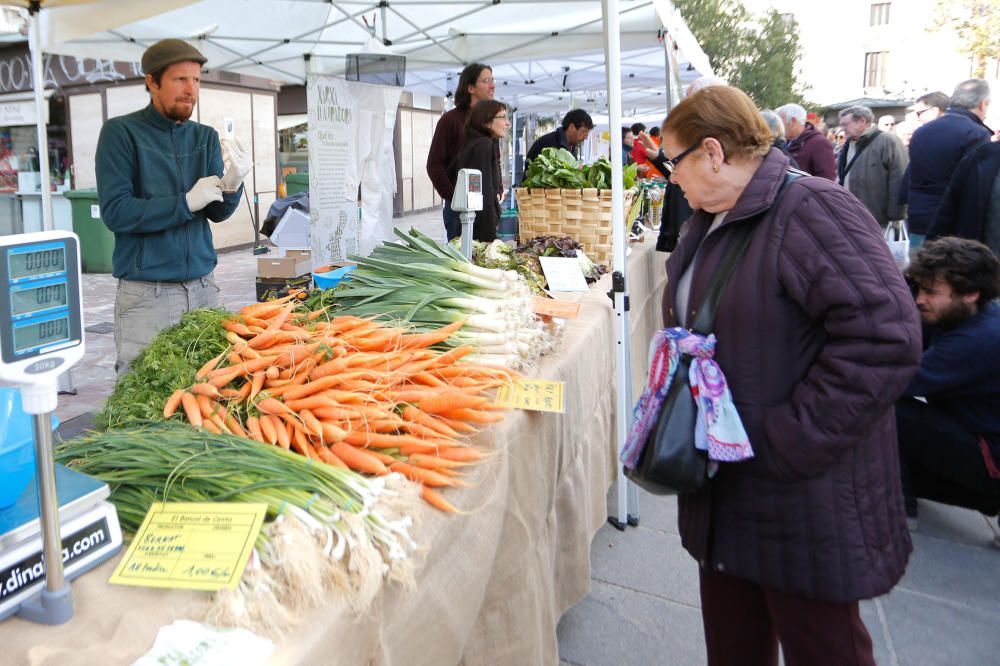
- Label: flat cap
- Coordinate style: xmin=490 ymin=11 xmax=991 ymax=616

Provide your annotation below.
xmin=141 ymin=39 xmax=207 ymax=75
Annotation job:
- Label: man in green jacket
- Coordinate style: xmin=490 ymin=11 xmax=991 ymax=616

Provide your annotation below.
xmin=95 ymin=39 xmax=252 ymax=376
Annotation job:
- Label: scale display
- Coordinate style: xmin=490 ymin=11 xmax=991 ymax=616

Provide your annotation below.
xmin=8 ymin=247 xmax=66 ymax=280
xmin=10 ymin=281 xmax=68 ymax=318
xmin=467 ymin=172 xmax=482 ymax=193
xmin=0 ymin=234 xmax=83 ymax=368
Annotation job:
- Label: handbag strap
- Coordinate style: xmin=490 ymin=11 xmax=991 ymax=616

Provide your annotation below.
xmin=690 ymin=169 xmax=804 ymax=334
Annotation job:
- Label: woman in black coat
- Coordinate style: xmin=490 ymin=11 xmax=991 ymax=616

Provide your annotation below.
xmin=448 ymin=99 xmax=509 ymax=242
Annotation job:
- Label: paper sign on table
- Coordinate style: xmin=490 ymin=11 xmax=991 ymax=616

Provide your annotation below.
xmin=110 ymin=502 xmax=267 ymax=591
xmin=537 ymin=256 xmax=589 ymax=292
xmin=495 ymin=379 xmax=566 ymax=413
xmin=532 ymin=297 xmax=581 ymax=319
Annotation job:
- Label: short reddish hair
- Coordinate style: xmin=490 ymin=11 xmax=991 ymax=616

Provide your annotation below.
xmin=661 ymin=86 xmax=772 ymax=162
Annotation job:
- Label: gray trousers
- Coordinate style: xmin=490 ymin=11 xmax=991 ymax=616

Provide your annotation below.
xmin=114 ymin=273 xmax=220 ymax=377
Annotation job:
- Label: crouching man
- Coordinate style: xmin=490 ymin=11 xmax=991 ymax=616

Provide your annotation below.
xmin=897 ymin=237 xmax=1000 ymax=531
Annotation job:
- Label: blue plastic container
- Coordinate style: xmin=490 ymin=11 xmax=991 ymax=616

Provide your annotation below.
xmin=313 ymin=264 xmax=356 ymax=290
xmin=0 ymin=388 xmax=59 ymax=509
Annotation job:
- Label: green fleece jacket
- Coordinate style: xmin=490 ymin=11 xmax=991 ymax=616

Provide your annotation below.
xmin=95 ymin=104 xmax=242 ymax=281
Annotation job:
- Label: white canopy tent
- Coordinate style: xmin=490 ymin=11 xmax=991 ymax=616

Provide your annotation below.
xmin=13 ymin=0 xmax=711 ymax=529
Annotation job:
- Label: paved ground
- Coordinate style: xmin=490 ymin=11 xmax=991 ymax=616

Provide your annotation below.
xmin=53 ymin=209 xmax=1000 ymax=665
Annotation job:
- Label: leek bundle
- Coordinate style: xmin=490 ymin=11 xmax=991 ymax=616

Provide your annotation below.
xmin=323 ymin=228 xmax=556 ymax=369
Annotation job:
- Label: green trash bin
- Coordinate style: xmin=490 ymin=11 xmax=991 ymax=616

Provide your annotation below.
xmin=65 ymin=189 xmax=115 ymax=273
xmin=285 ymin=172 xmax=309 ymax=196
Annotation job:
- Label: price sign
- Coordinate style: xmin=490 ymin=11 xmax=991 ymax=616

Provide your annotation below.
xmin=532 ymin=297 xmax=581 ymax=319
xmin=110 ymin=502 xmax=267 ymax=591
xmin=494 ymin=379 xmax=565 ymax=413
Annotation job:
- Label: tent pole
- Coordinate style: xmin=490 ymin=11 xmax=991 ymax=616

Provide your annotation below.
xmin=602 ymin=0 xmax=637 ymax=530
xmin=28 ymin=6 xmax=53 ymax=232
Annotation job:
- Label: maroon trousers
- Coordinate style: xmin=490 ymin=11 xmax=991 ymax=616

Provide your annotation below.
xmin=699 ymin=568 xmax=876 ymax=666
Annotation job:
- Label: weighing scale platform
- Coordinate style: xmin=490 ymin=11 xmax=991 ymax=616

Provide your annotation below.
xmin=0 ymin=464 xmax=122 ymax=621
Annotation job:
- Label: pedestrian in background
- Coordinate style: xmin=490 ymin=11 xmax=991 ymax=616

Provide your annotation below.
xmin=448 ymin=100 xmax=509 ymax=242
xmin=426 ymin=63 xmax=495 ymax=240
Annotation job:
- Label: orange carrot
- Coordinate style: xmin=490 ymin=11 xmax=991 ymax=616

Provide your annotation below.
xmin=397 ymin=320 xmax=464 ymax=350
xmin=444 ymin=408 xmax=504 ymax=424
xmin=163 ymin=389 xmax=185 ymax=419
xmin=258 ymin=414 xmax=279 ymax=445
xmin=290 ymin=423 xmax=315 ymax=458
xmin=435 ymin=446 xmax=487 ymax=462
xmin=315 ymin=445 xmax=348 ymax=468
xmin=389 ymin=461 xmax=455 ymax=487
xmin=203 ymin=419 xmax=222 ymax=434
xmin=320 ymin=421 xmax=348 ymax=443
xmin=421 ymin=485 xmax=459 ymax=512
xmin=256 ymin=397 xmax=297 ymax=419
xmin=190 ymin=382 xmax=222 ymax=398
xmin=299 ymin=409 xmax=324 ymax=438
xmin=407 ymin=453 xmax=468 ymax=470
xmin=401 ymin=405 xmax=461 ymax=438
xmin=284 ymin=395 xmax=342 ymax=412
xmin=180 ymin=392 xmax=202 ymax=427
xmin=272 ymin=415 xmax=291 ymax=449
xmin=195 ymin=352 xmax=225 ymax=379
xmin=208 ymin=365 xmax=245 ymax=389
xmin=225 ymin=413 xmax=248 ymax=438
xmin=246 ymin=416 xmax=265 ymax=443
xmin=249 ymin=372 xmax=266 ymax=400
xmin=417 ymin=392 xmax=489 ymax=415
xmin=331 ymin=441 xmax=390 ymax=475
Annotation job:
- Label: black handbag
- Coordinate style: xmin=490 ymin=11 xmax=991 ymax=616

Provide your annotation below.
xmin=626 ymin=170 xmax=803 ymax=496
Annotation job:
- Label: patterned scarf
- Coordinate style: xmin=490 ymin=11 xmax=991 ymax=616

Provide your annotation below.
xmin=621 ymin=328 xmax=753 ymax=471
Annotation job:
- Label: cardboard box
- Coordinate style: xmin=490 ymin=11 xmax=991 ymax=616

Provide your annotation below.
xmin=257 ymin=249 xmax=312 ymax=278
xmin=255 ymin=274 xmax=312 ymax=302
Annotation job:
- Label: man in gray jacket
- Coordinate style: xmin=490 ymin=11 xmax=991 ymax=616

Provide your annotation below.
xmin=837 ymin=105 xmax=908 ymax=226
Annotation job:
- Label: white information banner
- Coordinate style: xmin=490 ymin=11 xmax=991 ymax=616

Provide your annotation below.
xmin=306 ymin=76 xmax=401 ymax=267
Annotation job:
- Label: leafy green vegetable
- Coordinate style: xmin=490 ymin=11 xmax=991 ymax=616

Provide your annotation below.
xmin=96 ymin=308 xmax=232 ymax=429
xmin=517 ymin=235 xmax=609 ymax=282
xmin=522 ymin=147 xmax=637 ymax=190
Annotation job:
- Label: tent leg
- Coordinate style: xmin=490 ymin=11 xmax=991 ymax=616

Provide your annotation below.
xmin=601 ymin=0 xmax=636 ymax=531
xmin=28 ymin=7 xmax=53 ymax=232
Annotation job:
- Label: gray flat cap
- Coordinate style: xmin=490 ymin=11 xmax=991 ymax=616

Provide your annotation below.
xmin=141 ymin=39 xmax=207 ymax=75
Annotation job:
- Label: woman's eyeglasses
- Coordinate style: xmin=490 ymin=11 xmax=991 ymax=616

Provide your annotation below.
xmin=664 ymin=140 xmax=701 ymax=172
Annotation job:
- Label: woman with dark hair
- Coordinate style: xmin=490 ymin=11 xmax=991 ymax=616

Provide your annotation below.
xmin=426 ymin=63 xmax=495 ymax=240
xmin=658 ymin=85 xmax=921 ymax=665
xmin=448 ymin=99 xmax=509 ymax=242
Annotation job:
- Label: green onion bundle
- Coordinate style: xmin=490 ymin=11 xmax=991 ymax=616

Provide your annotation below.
xmin=318 ymin=228 xmax=555 ymax=369
xmin=56 ymin=423 xmax=421 ymax=633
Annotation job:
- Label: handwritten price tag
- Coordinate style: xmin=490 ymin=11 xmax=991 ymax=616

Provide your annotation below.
xmin=495 ymin=379 xmax=565 ymax=413
xmin=532 ymin=297 xmax=581 ymax=319
xmin=109 ymin=502 xmax=267 ymax=591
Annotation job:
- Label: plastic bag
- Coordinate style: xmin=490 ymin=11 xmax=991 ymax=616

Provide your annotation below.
xmin=885 ymin=220 xmax=910 ymax=270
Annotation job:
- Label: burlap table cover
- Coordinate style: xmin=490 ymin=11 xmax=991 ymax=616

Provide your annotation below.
xmin=8 ymin=241 xmax=667 ymax=666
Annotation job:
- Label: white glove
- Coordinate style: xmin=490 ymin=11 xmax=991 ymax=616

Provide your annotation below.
xmin=186 ymin=175 xmax=224 ymax=212
xmin=220 ymin=137 xmax=252 ymax=192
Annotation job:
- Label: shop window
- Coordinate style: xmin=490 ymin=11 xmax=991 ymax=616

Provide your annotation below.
xmin=870 ymin=2 xmax=890 ymax=26
xmin=864 ymin=51 xmax=889 ymax=89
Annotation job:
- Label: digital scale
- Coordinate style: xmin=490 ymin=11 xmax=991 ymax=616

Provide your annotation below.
xmin=451 ymin=168 xmax=484 ymax=260
xmin=0 ymin=231 xmax=122 ymax=625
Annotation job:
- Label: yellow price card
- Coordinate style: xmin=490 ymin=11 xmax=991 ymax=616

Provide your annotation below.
xmin=109 ymin=502 xmax=267 ymax=591
xmin=495 ymin=379 xmax=565 ymax=413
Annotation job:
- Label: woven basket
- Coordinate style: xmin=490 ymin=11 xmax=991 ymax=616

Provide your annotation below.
xmin=514 ymin=187 xmax=614 ymax=266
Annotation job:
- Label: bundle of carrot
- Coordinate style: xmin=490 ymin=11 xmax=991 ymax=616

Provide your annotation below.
xmin=161 ymin=293 xmax=518 ymax=512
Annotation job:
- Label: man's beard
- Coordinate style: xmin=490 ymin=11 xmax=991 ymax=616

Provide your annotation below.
xmin=164 ymin=99 xmax=195 ymax=122
xmin=921 ymin=298 xmax=976 ymax=330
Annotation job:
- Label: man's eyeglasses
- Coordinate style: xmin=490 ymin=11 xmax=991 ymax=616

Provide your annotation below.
xmin=664 ymin=140 xmax=701 ymax=172
xmin=915 ymin=107 xmax=933 ymax=118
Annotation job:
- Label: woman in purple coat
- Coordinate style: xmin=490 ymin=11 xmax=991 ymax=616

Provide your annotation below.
xmin=659 ymin=86 xmax=921 ymax=665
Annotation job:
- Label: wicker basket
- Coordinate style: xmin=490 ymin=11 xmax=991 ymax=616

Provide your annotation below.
xmin=514 ymin=187 xmax=614 ymax=266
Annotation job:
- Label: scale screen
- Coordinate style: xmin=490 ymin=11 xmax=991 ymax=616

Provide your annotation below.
xmin=13 ymin=314 xmax=71 ymax=353
xmin=8 ymin=247 xmax=66 ymax=280
xmin=0 ymin=235 xmax=82 ymax=367
xmin=11 ymin=282 xmax=68 ymax=317
xmin=467 ymin=172 xmax=482 ymax=193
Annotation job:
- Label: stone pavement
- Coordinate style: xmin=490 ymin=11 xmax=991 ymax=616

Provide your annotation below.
xmin=53 ymin=209 xmax=1000 ymax=665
